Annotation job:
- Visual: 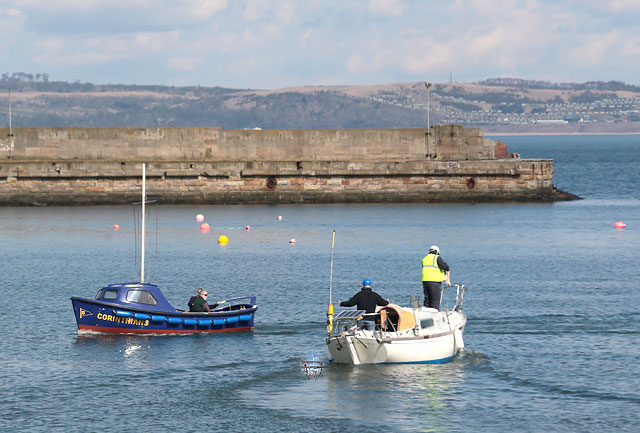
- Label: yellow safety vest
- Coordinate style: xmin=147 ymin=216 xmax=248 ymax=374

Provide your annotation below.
xmin=422 ymin=253 xmax=445 ymax=282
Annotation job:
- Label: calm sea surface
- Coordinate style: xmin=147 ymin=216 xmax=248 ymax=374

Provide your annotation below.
xmin=1 ymin=135 xmax=639 ymax=432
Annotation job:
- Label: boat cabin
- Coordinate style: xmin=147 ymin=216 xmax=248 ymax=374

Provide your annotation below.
xmin=94 ymin=283 xmax=177 ymax=313
xmin=377 ymin=304 xmax=416 ymax=332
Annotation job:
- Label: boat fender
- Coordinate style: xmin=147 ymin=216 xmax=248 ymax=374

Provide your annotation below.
xmin=183 ymin=319 xmax=197 ymax=326
xmin=167 ymin=317 xmax=182 ymax=324
xmin=226 ymin=316 xmax=239 ymax=324
xmin=197 ymin=319 xmax=212 ymax=326
xmin=114 ymin=310 xmax=132 ymax=318
xmin=212 ymin=319 xmax=225 ymax=326
xmin=454 ymin=329 xmax=465 ymax=351
xmin=238 ymin=314 xmax=252 ymax=321
xmin=150 ymin=315 xmax=165 ymax=322
xmin=133 ymin=313 xmax=150 ymax=320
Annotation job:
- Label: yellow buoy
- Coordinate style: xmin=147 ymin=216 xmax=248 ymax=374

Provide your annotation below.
xmin=218 ymin=235 xmax=228 ymax=244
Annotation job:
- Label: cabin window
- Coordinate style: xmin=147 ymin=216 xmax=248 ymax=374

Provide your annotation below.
xmin=126 ymin=289 xmax=158 ymax=306
xmin=94 ymin=289 xmax=103 ymax=300
xmin=103 ymin=289 xmax=119 ymax=300
xmin=420 ymin=319 xmax=434 ymax=329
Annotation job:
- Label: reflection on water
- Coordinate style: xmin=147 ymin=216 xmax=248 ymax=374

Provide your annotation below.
xmin=243 ymin=356 xmax=474 ymax=431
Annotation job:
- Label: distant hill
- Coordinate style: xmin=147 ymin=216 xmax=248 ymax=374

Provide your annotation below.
xmin=2 ymin=72 xmax=640 ymax=133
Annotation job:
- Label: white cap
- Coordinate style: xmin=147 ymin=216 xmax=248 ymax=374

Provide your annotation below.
xmin=429 ymin=245 xmax=440 ymax=254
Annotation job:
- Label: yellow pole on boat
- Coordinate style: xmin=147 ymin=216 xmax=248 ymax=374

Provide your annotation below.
xmin=327 ymin=230 xmax=336 ymax=335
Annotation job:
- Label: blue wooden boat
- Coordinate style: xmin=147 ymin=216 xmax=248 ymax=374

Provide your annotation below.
xmin=71 ymin=283 xmax=257 ymax=334
xmin=70 ymin=163 xmax=257 ymax=335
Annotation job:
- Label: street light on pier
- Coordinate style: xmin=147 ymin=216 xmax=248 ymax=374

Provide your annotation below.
xmin=8 ymin=90 xmax=14 ymax=159
xmin=425 ymin=82 xmax=432 ymax=133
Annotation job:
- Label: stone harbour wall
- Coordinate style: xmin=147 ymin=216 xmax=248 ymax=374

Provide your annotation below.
xmin=0 ymin=125 xmax=572 ymax=206
xmin=0 ymin=124 xmax=495 ymax=162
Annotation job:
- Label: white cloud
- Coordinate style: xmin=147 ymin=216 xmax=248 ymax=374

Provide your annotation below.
xmin=300 ymin=29 xmax=313 ymax=47
xmin=367 ymin=0 xmax=405 ymax=17
xmin=608 ymin=0 xmax=640 ymax=12
xmin=35 ymin=37 xmax=66 ymax=53
xmin=3 ymin=0 xmax=640 ymax=87
xmin=168 ymin=56 xmax=201 ymax=71
xmin=184 ymin=0 xmax=228 ymax=19
xmin=5 ymin=7 xmax=24 ymax=17
xmin=568 ymin=31 xmax=622 ymax=67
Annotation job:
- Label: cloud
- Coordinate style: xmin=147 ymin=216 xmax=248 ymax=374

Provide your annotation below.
xmin=567 ymin=30 xmax=622 ymax=67
xmin=3 ymin=0 xmax=640 ymax=87
xmin=5 ymin=7 xmax=24 ymax=17
xmin=366 ymin=0 xmax=405 ymax=17
xmin=168 ymin=56 xmax=201 ymax=71
xmin=184 ymin=0 xmax=228 ymax=19
xmin=608 ymin=0 xmax=640 ymax=12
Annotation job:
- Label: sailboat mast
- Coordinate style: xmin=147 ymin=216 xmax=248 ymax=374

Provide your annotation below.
xmin=141 ymin=163 xmax=146 ymax=283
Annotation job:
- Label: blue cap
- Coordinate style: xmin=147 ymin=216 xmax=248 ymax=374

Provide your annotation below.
xmin=362 ymin=278 xmax=372 ymax=287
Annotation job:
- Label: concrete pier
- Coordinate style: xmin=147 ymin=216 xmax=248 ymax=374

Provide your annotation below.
xmin=0 ymin=125 xmax=574 ymax=206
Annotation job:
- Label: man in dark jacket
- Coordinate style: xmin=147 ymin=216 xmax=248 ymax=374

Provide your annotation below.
xmin=188 ymin=288 xmax=203 ymax=311
xmin=190 ymin=290 xmax=211 ymax=312
xmin=339 ymin=278 xmax=389 ymax=324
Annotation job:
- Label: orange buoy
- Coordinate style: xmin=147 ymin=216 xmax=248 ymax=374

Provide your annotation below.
xmin=289 ymin=238 xmax=296 ymax=244
xmin=614 ymin=221 xmax=627 ymax=229
xmin=195 ymin=214 xmax=205 ymax=222
xmin=218 ymin=235 xmax=228 ymax=244
xmin=113 ymin=224 xmax=120 ymax=230
xmin=200 ymin=223 xmax=211 ymax=231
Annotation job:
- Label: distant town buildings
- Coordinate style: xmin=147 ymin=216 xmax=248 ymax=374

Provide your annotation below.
xmin=365 ymin=83 xmax=640 ymax=127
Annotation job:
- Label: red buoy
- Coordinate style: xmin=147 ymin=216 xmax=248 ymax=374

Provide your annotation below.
xmin=113 ymin=224 xmax=120 ymax=230
xmin=289 ymin=238 xmax=296 ymax=244
xmin=614 ymin=221 xmax=626 ymax=229
xmin=200 ymin=223 xmax=211 ymax=231
xmin=195 ymin=214 xmax=205 ymax=222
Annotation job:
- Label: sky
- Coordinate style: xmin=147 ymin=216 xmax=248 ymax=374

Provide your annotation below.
xmin=1 ymin=0 xmax=640 ymax=89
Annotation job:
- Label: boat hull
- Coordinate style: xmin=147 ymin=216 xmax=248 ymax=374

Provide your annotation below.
xmin=327 ymin=312 xmax=466 ymax=365
xmin=71 ymin=297 xmax=257 ymax=335
xmin=327 ymin=331 xmax=462 ymax=364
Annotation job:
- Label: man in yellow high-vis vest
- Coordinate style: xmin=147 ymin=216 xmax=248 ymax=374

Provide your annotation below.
xmin=421 ymin=245 xmax=451 ymax=310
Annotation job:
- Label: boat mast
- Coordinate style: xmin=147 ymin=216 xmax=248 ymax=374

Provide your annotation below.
xmin=140 ymin=163 xmax=146 ymax=283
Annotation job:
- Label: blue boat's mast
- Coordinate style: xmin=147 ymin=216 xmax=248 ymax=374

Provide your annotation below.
xmin=141 ymin=163 xmax=146 ymax=284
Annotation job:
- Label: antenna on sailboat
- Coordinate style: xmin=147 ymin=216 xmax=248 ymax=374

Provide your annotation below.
xmin=327 ymin=230 xmax=336 ymax=335
xmin=140 ymin=163 xmax=146 ymax=283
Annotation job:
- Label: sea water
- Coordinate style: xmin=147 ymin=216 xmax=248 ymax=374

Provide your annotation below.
xmin=0 ymin=135 xmax=638 ymax=432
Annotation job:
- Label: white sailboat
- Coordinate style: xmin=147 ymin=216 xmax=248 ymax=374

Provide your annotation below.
xmin=327 ymin=285 xmax=468 ymax=365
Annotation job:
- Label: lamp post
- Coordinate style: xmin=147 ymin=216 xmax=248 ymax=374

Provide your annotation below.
xmin=8 ymin=90 xmax=14 ymax=159
xmin=425 ymin=82 xmax=432 ymax=133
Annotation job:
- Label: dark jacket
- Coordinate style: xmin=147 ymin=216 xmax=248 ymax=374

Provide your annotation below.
xmin=436 ymin=256 xmax=450 ymax=272
xmin=340 ymin=287 xmax=389 ymax=314
xmin=190 ymin=296 xmax=210 ymax=312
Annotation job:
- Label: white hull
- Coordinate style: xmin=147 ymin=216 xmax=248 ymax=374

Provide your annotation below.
xmin=327 ymin=307 xmax=466 ymax=365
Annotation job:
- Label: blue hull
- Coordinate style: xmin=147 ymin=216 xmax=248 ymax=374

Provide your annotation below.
xmin=71 ymin=297 xmax=257 ymax=334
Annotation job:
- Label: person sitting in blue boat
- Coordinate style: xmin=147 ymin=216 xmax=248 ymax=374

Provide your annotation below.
xmin=339 ymin=278 xmax=389 ymax=328
xmin=189 ymin=288 xmax=223 ymax=312
xmin=191 ymin=289 xmax=211 ymax=312
xmin=188 ymin=288 xmax=203 ymax=311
